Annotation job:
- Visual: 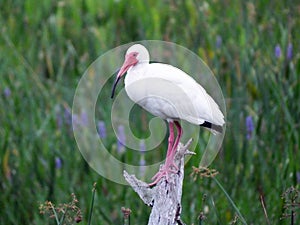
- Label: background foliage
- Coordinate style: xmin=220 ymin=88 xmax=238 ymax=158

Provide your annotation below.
xmin=0 ymin=0 xmax=299 ymax=224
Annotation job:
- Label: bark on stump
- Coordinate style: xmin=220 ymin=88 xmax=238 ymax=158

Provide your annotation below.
xmin=123 ymin=139 xmax=194 ymax=225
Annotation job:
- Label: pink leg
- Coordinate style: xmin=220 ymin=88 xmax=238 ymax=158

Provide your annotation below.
xmin=169 ymin=121 xmax=182 ymax=159
xmin=166 ymin=122 xmax=175 ymax=158
xmin=164 ymin=121 xmax=182 ymax=171
xmin=149 ymin=121 xmax=182 ymax=187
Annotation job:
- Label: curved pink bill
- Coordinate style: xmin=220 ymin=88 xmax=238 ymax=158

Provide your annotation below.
xmin=111 ymin=53 xmax=138 ymax=99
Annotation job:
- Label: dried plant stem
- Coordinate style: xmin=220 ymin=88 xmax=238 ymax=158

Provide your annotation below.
xmin=50 ymin=203 xmax=60 ymax=225
xmin=59 ymin=208 xmax=67 ymax=225
xmin=260 ymin=195 xmax=270 ymax=225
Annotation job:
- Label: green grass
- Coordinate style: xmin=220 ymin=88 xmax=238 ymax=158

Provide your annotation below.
xmin=1 ymin=0 xmax=300 ymax=224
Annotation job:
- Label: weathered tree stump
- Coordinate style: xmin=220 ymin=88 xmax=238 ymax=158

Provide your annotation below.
xmin=123 ymin=139 xmax=194 ymax=225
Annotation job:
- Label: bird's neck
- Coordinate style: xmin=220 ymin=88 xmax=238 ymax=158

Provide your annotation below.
xmin=125 ymin=63 xmax=149 ymax=86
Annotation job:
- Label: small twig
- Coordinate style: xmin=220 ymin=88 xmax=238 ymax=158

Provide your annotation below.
xmin=260 ymin=195 xmax=270 ymax=225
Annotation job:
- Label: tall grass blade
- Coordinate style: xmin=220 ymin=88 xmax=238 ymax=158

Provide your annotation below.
xmin=87 ymin=182 xmax=97 ymax=225
xmin=213 ymin=177 xmax=248 ymax=225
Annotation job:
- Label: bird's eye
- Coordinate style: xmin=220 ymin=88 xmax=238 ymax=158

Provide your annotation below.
xmin=133 ymin=53 xmax=138 ymax=57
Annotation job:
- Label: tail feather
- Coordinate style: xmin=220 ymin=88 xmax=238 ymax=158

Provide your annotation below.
xmin=200 ymin=121 xmax=223 ymax=134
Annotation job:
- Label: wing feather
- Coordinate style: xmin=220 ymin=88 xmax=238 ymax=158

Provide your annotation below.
xmin=125 ymin=63 xmax=225 ymax=126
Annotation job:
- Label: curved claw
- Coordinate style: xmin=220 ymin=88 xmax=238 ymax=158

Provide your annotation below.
xmin=148 ymin=163 xmax=179 ymax=187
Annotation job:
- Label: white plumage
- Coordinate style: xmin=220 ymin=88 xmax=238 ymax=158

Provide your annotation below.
xmin=125 ymin=62 xmax=225 ymax=128
xmin=111 ymin=44 xmax=225 ymax=186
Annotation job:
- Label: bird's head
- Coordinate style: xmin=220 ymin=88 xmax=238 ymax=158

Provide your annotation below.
xmin=111 ymin=44 xmax=150 ymax=98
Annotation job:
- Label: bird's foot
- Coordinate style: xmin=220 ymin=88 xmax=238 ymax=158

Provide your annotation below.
xmin=148 ymin=162 xmax=179 ymax=187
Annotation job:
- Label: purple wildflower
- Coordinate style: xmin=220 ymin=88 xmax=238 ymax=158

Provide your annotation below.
xmin=139 ymin=157 xmax=146 ymax=166
xmin=216 ymin=35 xmax=222 ymax=49
xmin=275 ymin=44 xmax=281 ymax=58
xmin=80 ymin=110 xmax=88 ymax=126
xmin=139 ymin=157 xmax=146 ymax=177
xmin=55 ymin=106 xmax=63 ymax=128
xmin=64 ymin=108 xmax=72 ymax=125
xmin=55 ymin=157 xmax=62 ymax=169
xmin=56 ymin=112 xmax=63 ymax=128
xmin=72 ymin=114 xmax=81 ymax=130
xmin=117 ymin=125 xmax=126 ymax=153
xmin=286 ymin=43 xmax=293 ymax=60
xmin=139 ymin=140 xmax=146 ymax=153
xmin=139 ymin=140 xmax=146 ymax=176
xmin=246 ymin=116 xmax=254 ymax=140
xmin=97 ymin=121 xmax=106 ymax=138
xmin=4 ymin=87 xmax=11 ymax=97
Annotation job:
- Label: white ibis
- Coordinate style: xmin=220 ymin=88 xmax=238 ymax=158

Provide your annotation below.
xmin=111 ymin=44 xmax=225 ymax=186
